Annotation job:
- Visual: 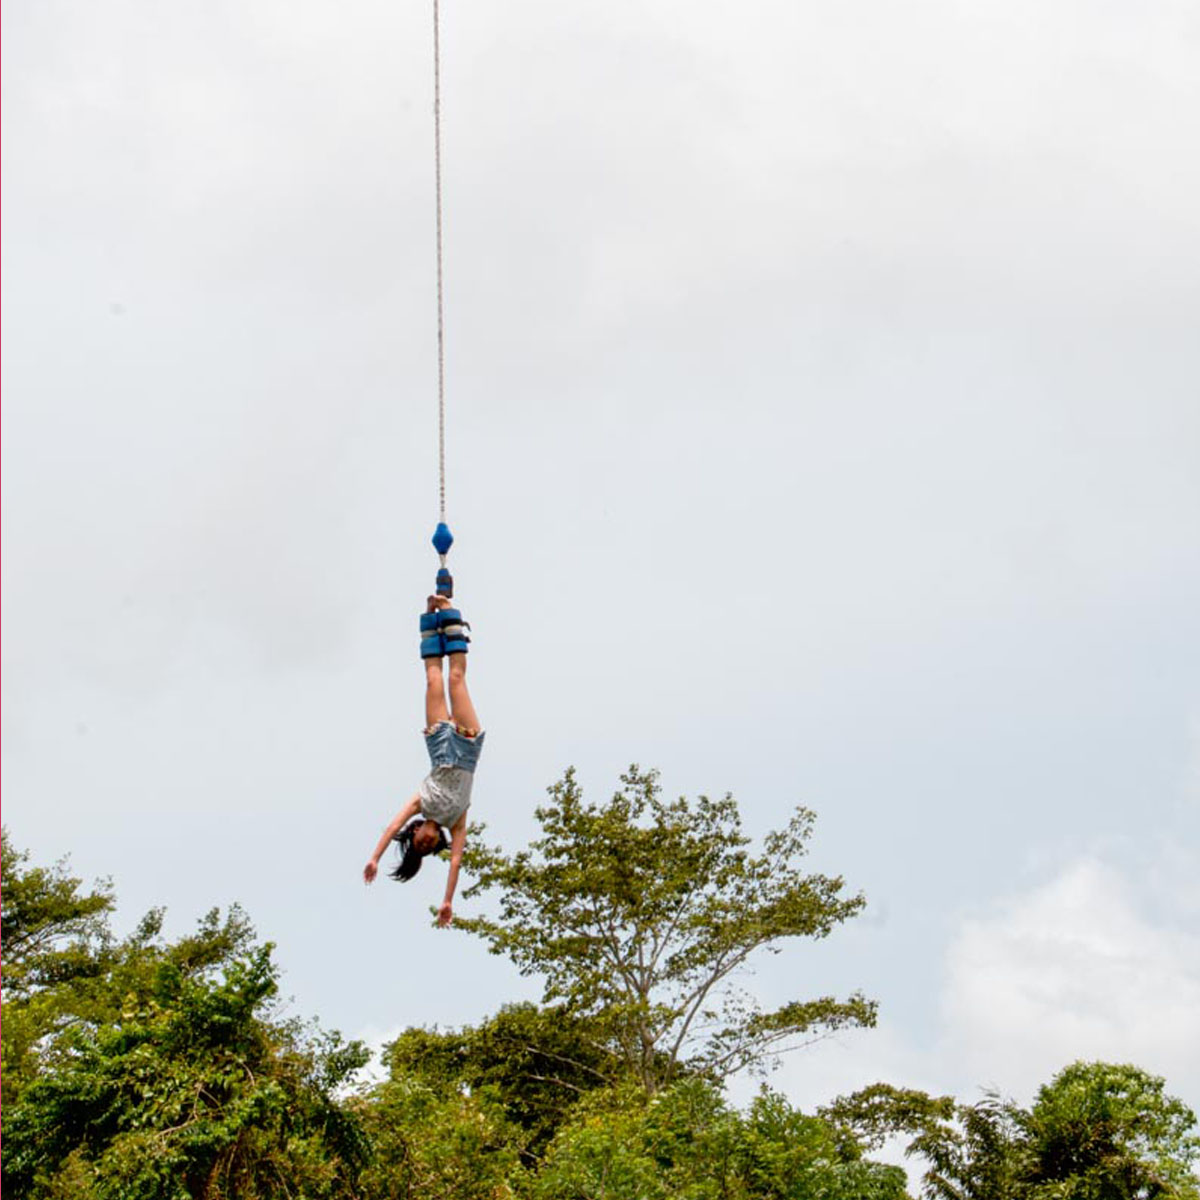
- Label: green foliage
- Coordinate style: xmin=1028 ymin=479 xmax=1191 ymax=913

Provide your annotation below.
xmin=355 ymin=1076 xmax=523 ymax=1200
xmin=2 ymin=824 xmax=257 ymax=1107
xmin=2 ymin=828 xmax=119 ymax=1103
xmin=4 ymin=942 xmax=370 ymax=1199
xmin=737 ymin=1088 xmax=910 ymax=1200
xmin=821 ymin=1082 xmax=957 ymax=1153
xmin=532 ymin=1079 xmax=909 ymax=1200
xmin=2 ymin=833 xmax=369 ymax=1200
xmin=910 ymin=1090 xmax=1028 ymax=1200
xmin=532 ymin=1087 xmax=672 ymax=1200
xmin=383 ymin=1002 xmax=621 ymax=1160
xmin=1 ymin=827 xmax=116 ymax=999
xmin=2 ymin=830 xmax=257 ymax=1083
xmin=827 ymin=1064 xmax=1200 ymax=1200
xmin=456 ymin=767 xmax=876 ymax=1091
xmin=1022 ymin=1062 xmax=1200 ymax=1200
xmin=10 ymin=827 xmax=1200 ymax=1200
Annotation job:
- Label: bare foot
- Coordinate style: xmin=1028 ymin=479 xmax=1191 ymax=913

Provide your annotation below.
xmin=427 ymin=594 xmax=453 ymax=612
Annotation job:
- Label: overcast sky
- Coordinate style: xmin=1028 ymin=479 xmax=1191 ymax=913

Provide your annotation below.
xmin=4 ymin=0 xmax=1199 ymax=1127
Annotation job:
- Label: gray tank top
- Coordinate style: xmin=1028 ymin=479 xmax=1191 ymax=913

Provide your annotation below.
xmin=418 ymin=765 xmax=474 ymax=828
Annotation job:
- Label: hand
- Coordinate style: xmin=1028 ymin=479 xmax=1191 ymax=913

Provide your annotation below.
xmin=363 ymin=860 xmax=378 ymax=884
xmin=436 ymin=901 xmax=453 ymax=927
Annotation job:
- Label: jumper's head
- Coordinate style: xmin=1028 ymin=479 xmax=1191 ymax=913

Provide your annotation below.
xmin=389 ymin=818 xmax=449 ymax=882
xmin=412 ymin=821 xmax=444 ymax=854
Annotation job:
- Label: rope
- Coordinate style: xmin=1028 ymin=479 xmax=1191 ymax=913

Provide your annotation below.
xmin=433 ymin=0 xmax=447 ymax=525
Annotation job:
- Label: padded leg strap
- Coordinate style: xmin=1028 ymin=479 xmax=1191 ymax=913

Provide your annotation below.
xmin=437 ymin=608 xmax=471 ymax=654
xmin=419 ymin=611 xmax=444 ymax=659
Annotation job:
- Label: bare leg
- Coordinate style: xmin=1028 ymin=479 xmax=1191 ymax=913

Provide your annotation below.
xmin=425 ymin=657 xmax=450 ymax=729
xmin=446 ymin=653 xmax=481 ymax=735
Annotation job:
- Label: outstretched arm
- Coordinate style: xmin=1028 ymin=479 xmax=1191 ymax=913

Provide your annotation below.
xmin=363 ymin=794 xmax=421 ymax=883
xmin=436 ymin=816 xmax=469 ymax=926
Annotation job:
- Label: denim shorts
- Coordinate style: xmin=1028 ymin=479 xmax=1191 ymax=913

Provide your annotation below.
xmin=424 ymin=721 xmax=485 ymax=774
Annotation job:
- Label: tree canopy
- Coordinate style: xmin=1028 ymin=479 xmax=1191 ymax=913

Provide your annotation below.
xmin=6 ymin=785 xmax=1199 ymax=1200
xmin=826 ymin=1064 xmax=1200 ymax=1200
xmin=1 ymin=830 xmax=369 ymax=1199
xmin=456 ymin=766 xmax=876 ymax=1091
xmin=1022 ymin=1061 xmax=1200 ymax=1199
xmin=1 ymin=827 xmax=116 ymax=1001
xmin=381 ymin=1001 xmax=622 ymax=1160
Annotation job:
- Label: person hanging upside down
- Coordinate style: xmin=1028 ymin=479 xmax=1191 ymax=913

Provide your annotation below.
xmin=362 ymin=594 xmax=483 ymax=926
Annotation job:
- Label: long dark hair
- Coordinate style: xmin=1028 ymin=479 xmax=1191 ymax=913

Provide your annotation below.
xmin=389 ymin=818 xmax=449 ymax=882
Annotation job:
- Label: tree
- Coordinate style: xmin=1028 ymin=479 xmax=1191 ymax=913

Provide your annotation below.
xmin=3 ymin=827 xmax=120 ymax=1105
xmin=2 ymin=834 xmax=370 ymax=1200
xmin=911 ymin=1091 xmax=1028 ymax=1200
xmin=455 ymin=767 xmax=876 ymax=1092
xmin=355 ymin=1076 xmax=524 ymax=1200
xmin=822 ymin=1082 xmax=1022 ymax=1200
xmin=1 ymin=827 xmax=115 ymax=1000
xmin=4 ymin=944 xmax=370 ymax=1199
xmin=821 ymin=1081 xmax=957 ymax=1155
xmin=532 ymin=1079 xmax=909 ymax=1200
xmin=1022 ymin=1062 xmax=1200 ymax=1199
xmin=382 ymin=1002 xmax=622 ymax=1160
xmin=738 ymin=1087 xmax=910 ymax=1200
xmin=2 ymin=827 xmax=260 ymax=1108
xmin=825 ymin=1064 xmax=1200 ymax=1200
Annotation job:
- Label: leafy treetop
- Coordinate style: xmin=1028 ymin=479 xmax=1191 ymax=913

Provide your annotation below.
xmin=456 ymin=766 xmax=876 ymax=1091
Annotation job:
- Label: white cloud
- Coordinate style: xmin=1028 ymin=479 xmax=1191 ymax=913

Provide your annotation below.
xmin=941 ymin=855 xmax=1200 ymax=1107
